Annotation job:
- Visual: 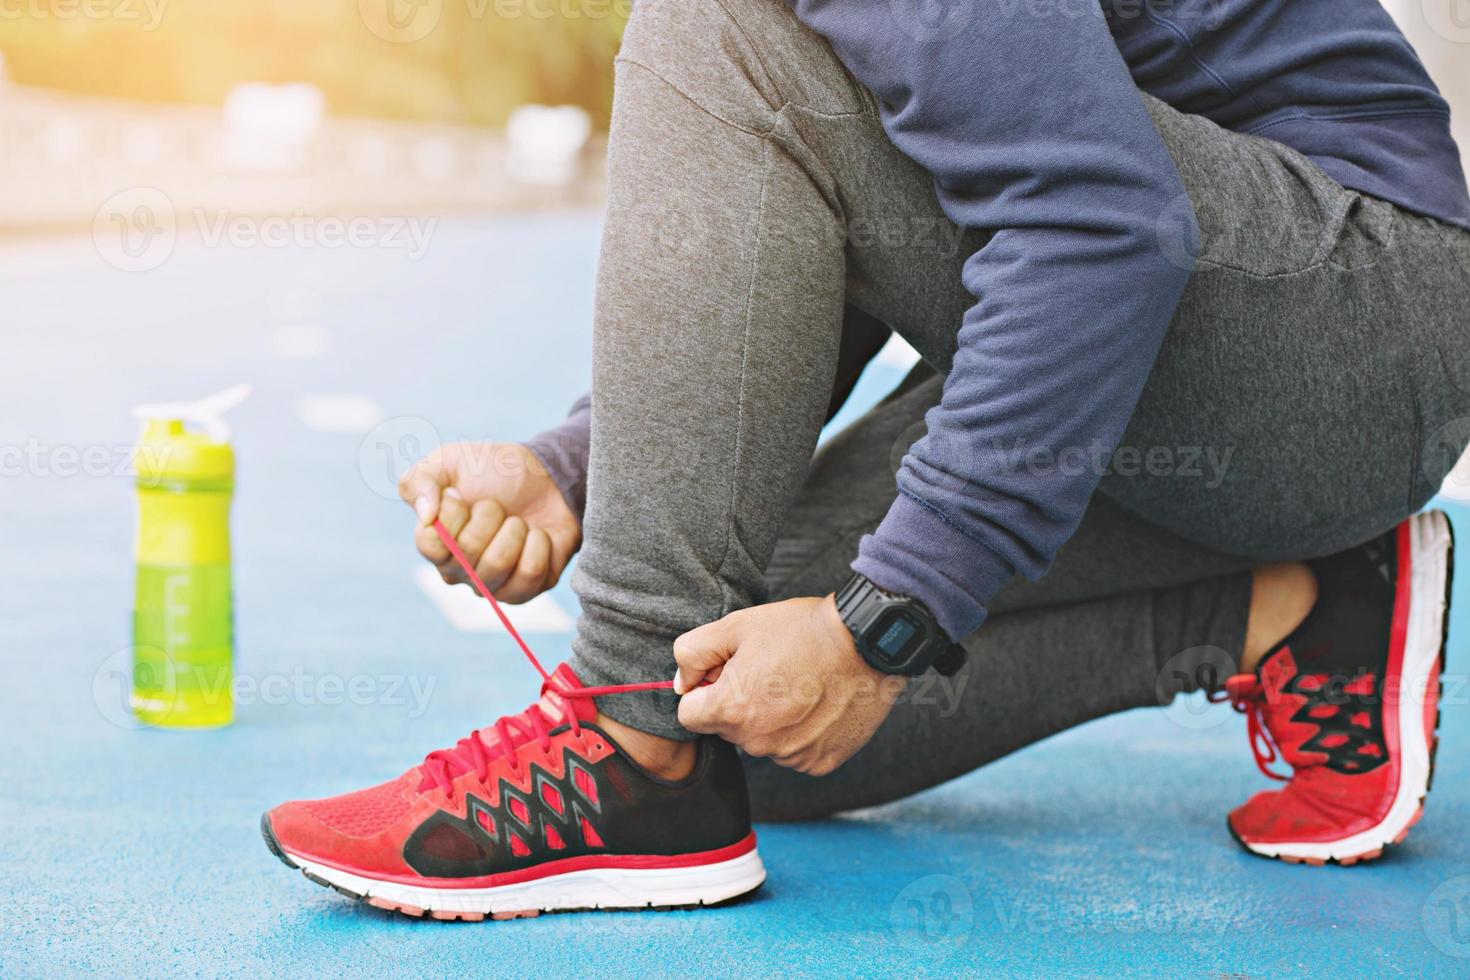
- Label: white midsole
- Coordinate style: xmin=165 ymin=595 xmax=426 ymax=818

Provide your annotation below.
xmin=286 ymin=846 xmax=767 ymax=915
xmin=1245 ymin=511 xmax=1450 ymax=861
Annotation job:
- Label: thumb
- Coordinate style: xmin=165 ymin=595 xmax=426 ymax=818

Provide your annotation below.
xmin=397 ymin=448 xmax=450 ymax=527
xmin=672 ymin=612 xmax=745 ymax=694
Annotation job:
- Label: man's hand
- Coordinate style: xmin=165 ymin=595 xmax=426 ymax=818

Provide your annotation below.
xmin=673 ymin=596 xmax=906 ymax=776
xmin=398 ymin=442 xmax=581 ymax=604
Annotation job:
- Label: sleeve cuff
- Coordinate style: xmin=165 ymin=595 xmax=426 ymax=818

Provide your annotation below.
xmin=522 ymin=395 xmax=592 ymax=520
xmin=851 ymin=491 xmax=1016 ymax=641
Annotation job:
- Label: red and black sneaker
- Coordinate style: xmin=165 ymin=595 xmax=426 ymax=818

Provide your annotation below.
xmin=261 ymin=664 xmax=765 ymax=919
xmin=1220 ymin=510 xmax=1453 ymax=865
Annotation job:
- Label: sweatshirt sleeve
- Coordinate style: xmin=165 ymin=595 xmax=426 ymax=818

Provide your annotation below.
xmin=788 ymin=1 xmax=1197 ymax=640
xmin=522 ymin=393 xmax=592 ymax=520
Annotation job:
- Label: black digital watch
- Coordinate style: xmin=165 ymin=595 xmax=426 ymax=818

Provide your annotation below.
xmin=834 ymin=572 xmax=966 ymax=677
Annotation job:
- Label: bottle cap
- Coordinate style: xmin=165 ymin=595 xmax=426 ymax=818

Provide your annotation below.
xmin=133 ymin=384 xmax=250 ymax=485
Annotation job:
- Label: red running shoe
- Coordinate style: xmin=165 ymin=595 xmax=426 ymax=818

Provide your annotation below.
xmin=262 ymin=664 xmax=764 ymax=919
xmin=1222 ymin=510 xmax=1453 ymax=866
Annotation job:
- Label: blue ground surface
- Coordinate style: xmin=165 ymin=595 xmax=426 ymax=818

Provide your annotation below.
xmin=4 ymin=213 xmax=1470 ymax=977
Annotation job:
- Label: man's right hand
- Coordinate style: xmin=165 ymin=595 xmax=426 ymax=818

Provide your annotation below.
xmin=397 ymin=442 xmax=582 ymax=604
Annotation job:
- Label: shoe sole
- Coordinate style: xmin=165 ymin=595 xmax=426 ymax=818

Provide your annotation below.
xmin=261 ymin=815 xmax=766 ymax=920
xmin=1231 ymin=510 xmax=1454 ymax=866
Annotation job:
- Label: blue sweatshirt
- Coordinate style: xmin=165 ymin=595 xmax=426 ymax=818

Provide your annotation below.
xmin=530 ymin=0 xmax=1470 ymax=641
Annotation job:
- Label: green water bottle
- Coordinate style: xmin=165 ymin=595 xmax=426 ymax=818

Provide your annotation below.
xmin=131 ymin=385 xmax=249 ymax=729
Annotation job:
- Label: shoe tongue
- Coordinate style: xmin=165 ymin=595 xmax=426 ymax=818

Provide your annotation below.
xmin=418 ymin=663 xmax=596 ymax=791
xmin=471 ymin=663 xmax=596 ymax=754
xmin=537 ymin=663 xmax=598 ymax=725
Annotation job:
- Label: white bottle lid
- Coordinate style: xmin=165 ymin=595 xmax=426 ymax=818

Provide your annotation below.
xmin=133 ymin=383 xmax=251 ymax=443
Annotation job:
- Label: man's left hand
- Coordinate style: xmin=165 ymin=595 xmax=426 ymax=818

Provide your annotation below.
xmin=673 ymin=596 xmax=907 ymax=776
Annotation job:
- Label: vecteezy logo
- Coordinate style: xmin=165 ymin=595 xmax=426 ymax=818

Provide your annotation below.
xmin=890 ymin=419 xmax=930 ymax=478
xmin=93 ymin=187 xmax=177 ymax=272
xmin=887 ymin=0 xmax=977 ymax=42
xmin=1155 ymin=191 xmax=1202 ymax=273
xmin=93 ymin=646 xmax=172 ymax=729
xmin=358 ymin=0 xmax=443 ymax=43
xmin=889 ymin=874 xmax=975 ymax=951
xmin=1155 ymin=645 xmax=1237 ymax=731
xmin=1424 ymin=875 xmax=1470 ymax=958
xmin=358 ymin=415 xmax=442 ymax=501
xmin=1423 ymin=0 xmax=1470 ymax=45
xmin=1422 ymin=415 xmax=1470 ymax=505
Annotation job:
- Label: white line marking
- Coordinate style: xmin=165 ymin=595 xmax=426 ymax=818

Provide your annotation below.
xmin=875 ymin=333 xmax=921 ymax=369
xmin=296 ymin=393 xmax=385 ymax=433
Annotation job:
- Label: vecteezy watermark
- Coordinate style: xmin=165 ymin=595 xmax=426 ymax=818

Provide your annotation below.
xmin=93 ymin=647 xmax=438 ymax=728
xmin=1155 ymin=645 xmax=1237 ymax=731
xmin=1424 ymin=875 xmax=1470 ymax=958
xmin=988 ymin=889 xmax=1232 ymax=936
xmin=194 ymin=212 xmax=437 ymax=260
xmin=359 ymin=0 xmax=443 ymax=43
xmin=0 ymin=0 xmax=169 ymax=30
xmin=0 ymin=439 xmax=172 ymax=479
xmin=1151 ymin=644 xmax=1470 ymax=737
xmin=1423 ymin=415 xmax=1470 ymax=502
xmin=994 ymin=439 xmax=1234 ymax=487
xmin=889 ymin=874 xmax=976 ymax=952
xmin=6 ymin=898 xmax=173 ymax=947
xmin=359 ymin=415 xmax=444 ymax=502
xmin=93 ymin=186 xmax=177 ymax=273
xmin=886 ymin=0 xmax=977 ymax=42
xmin=888 ymin=422 xmax=1235 ymax=489
xmin=92 ymin=187 xmax=438 ymax=272
xmin=686 ymin=661 xmax=971 ymax=722
xmin=1422 ymin=0 xmax=1470 ymax=44
xmin=357 ymin=0 xmax=629 ymax=43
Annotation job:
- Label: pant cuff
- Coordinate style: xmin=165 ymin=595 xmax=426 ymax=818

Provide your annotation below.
xmin=570 ymin=649 xmax=695 ymax=742
xmin=1151 ymin=570 xmax=1253 ymax=700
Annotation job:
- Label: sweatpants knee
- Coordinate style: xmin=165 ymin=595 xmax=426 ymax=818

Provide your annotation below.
xmin=618 ymin=0 xmax=867 ymax=129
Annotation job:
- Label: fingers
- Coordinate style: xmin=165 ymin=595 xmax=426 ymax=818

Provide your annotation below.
xmin=474 ymin=516 xmax=530 ymax=594
xmin=435 ymin=498 xmax=506 ymax=582
xmin=496 ymin=527 xmax=553 ymax=604
xmin=672 ymin=613 xmax=744 ymax=694
xmin=417 ymin=490 xmax=472 ymax=569
xmin=676 ymin=682 xmax=729 ymax=736
xmin=673 ymin=612 xmax=749 ymax=734
xmin=397 ymin=448 xmax=451 ymax=527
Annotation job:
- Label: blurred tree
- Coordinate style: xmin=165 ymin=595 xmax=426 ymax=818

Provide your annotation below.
xmin=0 ymin=0 xmax=628 ymax=127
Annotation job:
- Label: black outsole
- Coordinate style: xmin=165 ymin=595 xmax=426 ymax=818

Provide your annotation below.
xmin=260 ymin=813 xmax=293 ymax=868
xmin=260 ymin=811 xmax=763 ymax=920
xmin=1230 ymin=513 xmax=1454 ymax=867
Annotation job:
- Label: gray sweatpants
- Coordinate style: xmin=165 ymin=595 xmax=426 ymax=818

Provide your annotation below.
xmin=569 ymin=0 xmax=1470 ymax=819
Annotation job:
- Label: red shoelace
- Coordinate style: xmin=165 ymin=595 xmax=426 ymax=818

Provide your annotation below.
xmin=419 ymin=518 xmax=679 ymax=798
xmin=1210 ymin=674 xmax=1290 ymax=782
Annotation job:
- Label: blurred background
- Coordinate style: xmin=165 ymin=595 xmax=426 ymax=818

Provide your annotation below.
xmin=0 ymin=0 xmax=1464 ymax=230
xmin=0 ymin=0 xmax=628 ymax=229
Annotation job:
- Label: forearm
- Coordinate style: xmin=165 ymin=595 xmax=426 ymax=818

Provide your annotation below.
xmin=790 ymin=0 xmax=1196 ymax=640
xmin=522 ymin=393 xmax=592 ymax=520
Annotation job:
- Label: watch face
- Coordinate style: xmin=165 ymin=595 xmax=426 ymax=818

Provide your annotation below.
xmin=870 ymin=609 xmax=928 ymax=666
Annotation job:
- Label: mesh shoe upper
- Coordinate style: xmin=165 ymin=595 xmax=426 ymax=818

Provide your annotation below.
xmin=300 ymin=775 xmax=418 ymax=839
xmin=265 ymin=664 xmax=753 ymax=882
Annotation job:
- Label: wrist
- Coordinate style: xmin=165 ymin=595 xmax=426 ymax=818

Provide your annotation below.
xmin=834 ymin=571 xmax=967 ymax=677
xmin=822 ymin=593 xmax=884 ymax=681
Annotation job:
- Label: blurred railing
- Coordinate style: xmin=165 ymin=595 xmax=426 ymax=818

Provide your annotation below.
xmin=0 ymin=83 xmax=607 ymax=233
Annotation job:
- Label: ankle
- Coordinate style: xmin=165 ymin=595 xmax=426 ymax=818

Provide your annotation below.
xmin=595 ymin=712 xmax=697 ymax=780
xmin=1240 ymin=561 xmax=1318 ymax=674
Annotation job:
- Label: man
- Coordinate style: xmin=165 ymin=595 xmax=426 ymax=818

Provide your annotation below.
xmin=263 ymin=0 xmax=1470 ymax=917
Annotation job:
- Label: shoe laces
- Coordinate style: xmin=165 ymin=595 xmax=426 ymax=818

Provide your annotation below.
xmin=1210 ymin=674 xmax=1290 ymax=782
xmin=417 ymin=519 xmax=686 ymax=802
xmin=419 ymin=679 xmax=579 ymax=799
